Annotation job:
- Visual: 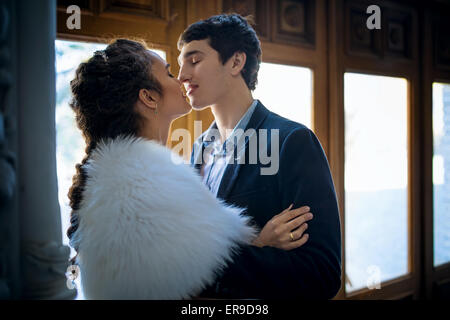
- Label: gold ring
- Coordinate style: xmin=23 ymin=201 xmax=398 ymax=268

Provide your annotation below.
xmin=290 ymin=232 xmax=294 ymax=241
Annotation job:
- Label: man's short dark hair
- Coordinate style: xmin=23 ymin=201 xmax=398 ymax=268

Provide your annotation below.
xmin=178 ymin=13 xmax=262 ymax=91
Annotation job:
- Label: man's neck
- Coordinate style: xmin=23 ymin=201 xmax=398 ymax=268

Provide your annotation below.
xmin=210 ymin=89 xmax=254 ymax=143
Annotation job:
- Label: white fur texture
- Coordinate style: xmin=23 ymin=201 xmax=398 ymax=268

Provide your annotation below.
xmin=70 ymin=136 xmax=257 ymax=299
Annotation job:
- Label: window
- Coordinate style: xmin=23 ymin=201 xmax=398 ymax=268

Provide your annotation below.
xmin=55 ymin=39 xmax=166 ymax=299
xmin=253 ymin=62 xmax=312 ymax=129
xmin=432 ymin=82 xmax=450 ymax=267
xmin=344 ymin=73 xmax=409 ymax=293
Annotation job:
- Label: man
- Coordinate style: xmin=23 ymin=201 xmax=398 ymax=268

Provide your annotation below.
xmin=177 ymin=13 xmax=341 ymax=299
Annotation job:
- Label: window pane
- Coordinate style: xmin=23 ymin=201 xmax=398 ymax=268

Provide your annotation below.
xmin=253 ymin=62 xmax=312 ymax=129
xmin=433 ymin=82 xmax=450 ymax=267
xmin=55 ymin=40 xmax=166 ymax=299
xmin=344 ymin=73 xmax=408 ymax=293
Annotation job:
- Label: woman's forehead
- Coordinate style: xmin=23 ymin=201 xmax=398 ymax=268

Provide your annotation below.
xmin=147 ymin=50 xmax=165 ymax=62
xmin=147 ymin=50 xmax=166 ymax=69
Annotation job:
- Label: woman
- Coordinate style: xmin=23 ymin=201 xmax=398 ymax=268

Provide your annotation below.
xmin=67 ymin=39 xmax=312 ymax=299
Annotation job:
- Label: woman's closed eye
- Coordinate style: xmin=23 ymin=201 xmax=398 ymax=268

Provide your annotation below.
xmin=165 ymin=63 xmax=175 ymax=78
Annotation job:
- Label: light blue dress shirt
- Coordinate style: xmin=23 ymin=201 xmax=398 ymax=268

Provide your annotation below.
xmin=201 ymin=100 xmax=258 ymax=196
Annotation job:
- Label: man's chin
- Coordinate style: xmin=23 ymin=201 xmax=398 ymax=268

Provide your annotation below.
xmin=188 ymin=97 xmax=212 ymax=111
xmin=191 ymin=104 xmax=210 ymax=111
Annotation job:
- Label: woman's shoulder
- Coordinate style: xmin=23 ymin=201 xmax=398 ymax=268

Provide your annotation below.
xmin=72 ymin=135 xmax=257 ymax=299
xmin=78 ymin=134 xmax=209 ymax=220
xmin=91 ymin=135 xmax=174 ymax=164
xmin=86 ymin=135 xmax=192 ymax=180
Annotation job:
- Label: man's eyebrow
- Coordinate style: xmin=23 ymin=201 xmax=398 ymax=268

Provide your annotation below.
xmin=178 ymin=50 xmax=203 ymax=65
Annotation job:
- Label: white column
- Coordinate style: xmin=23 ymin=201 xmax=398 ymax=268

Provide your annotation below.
xmin=16 ymin=0 xmax=75 ymax=299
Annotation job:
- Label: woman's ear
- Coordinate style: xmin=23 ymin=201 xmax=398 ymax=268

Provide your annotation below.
xmin=138 ymin=89 xmax=158 ymax=111
xmin=230 ymin=52 xmax=247 ymax=76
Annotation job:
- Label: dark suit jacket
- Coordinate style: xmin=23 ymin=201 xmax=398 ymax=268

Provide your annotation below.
xmin=191 ymin=101 xmax=342 ymax=299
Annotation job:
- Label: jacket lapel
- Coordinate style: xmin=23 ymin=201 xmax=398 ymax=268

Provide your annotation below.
xmin=191 ymin=121 xmax=217 ymax=174
xmin=191 ymin=140 xmax=204 ymax=174
xmin=216 ymin=101 xmax=270 ymax=200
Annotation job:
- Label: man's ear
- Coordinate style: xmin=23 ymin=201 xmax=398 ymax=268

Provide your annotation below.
xmin=138 ymin=89 xmax=158 ymax=111
xmin=230 ymin=52 xmax=247 ymax=76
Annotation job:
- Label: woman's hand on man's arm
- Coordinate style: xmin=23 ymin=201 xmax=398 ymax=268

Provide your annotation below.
xmin=251 ymin=204 xmax=313 ymax=250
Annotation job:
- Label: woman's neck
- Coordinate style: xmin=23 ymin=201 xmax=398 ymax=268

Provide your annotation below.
xmin=139 ymin=116 xmax=171 ymax=145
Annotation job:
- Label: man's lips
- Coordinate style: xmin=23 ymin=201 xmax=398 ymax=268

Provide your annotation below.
xmin=186 ymin=85 xmax=198 ymax=96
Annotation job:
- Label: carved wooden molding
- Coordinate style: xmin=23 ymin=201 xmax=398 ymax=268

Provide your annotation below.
xmin=384 ymin=7 xmax=412 ymax=60
xmin=345 ymin=0 xmax=382 ymax=58
xmin=223 ymin=0 xmax=315 ymax=48
xmin=344 ymin=0 xmax=415 ymax=61
xmin=433 ymin=14 xmax=450 ymax=71
xmin=223 ymin=0 xmax=270 ymax=41
xmin=98 ymin=0 xmax=170 ymax=22
xmin=272 ymin=0 xmax=315 ymax=47
xmin=57 ymin=0 xmax=170 ymax=22
xmin=57 ymin=0 xmax=95 ymax=15
xmin=21 ymin=241 xmax=76 ymax=299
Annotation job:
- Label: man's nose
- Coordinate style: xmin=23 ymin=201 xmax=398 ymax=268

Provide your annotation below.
xmin=177 ymin=65 xmax=190 ymax=83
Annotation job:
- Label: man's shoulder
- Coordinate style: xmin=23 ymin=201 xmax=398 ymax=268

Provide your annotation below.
xmin=192 ymin=103 xmax=313 ymax=147
xmin=261 ymin=108 xmax=312 ymax=140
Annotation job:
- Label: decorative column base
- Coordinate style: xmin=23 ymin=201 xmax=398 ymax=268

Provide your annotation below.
xmin=21 ymin=241 xmax=76 ymax=300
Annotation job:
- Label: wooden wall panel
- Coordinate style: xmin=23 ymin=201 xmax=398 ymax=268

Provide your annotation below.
xmin=224 ymin=0 xmax=315 ymax=47
xmin=433 ymin=14 xmax=450 ymax=71
xmin=345 ymin=0 xmax=382 ymax=58
xmin=223 ymin=0 xmax=270 ymax=40
xmin=97 ymin=0 xmax=170 ymax=21
xmin=424 ymin=3 xmax=450 ymax=300
xmin=57 ymin=0 xmax=169 ymax=44
xmin=271 ymin=0 xmax=315 ymax=47
xmin=330 ymin=0 xmax=422 ymax=300
xmin=58 ymin=0 xmax=93 ymax=12
xmin=385 ymin=7 xmax=413 ymax=60
xmin=344 ymin=0 xmax=416 ymax=62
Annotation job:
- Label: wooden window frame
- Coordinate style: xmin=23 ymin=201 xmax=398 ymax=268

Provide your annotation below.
xmin=329 ymin=0 xmax=421 ymax=299
xmin=422 ymin=5 xmax=450 ymax=300
xmin=260 ymin=0 xmax=329 ymax=157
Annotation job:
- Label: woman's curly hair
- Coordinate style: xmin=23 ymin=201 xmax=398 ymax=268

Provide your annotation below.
xmin=66 ymin=39 xmax=162 ymax=254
